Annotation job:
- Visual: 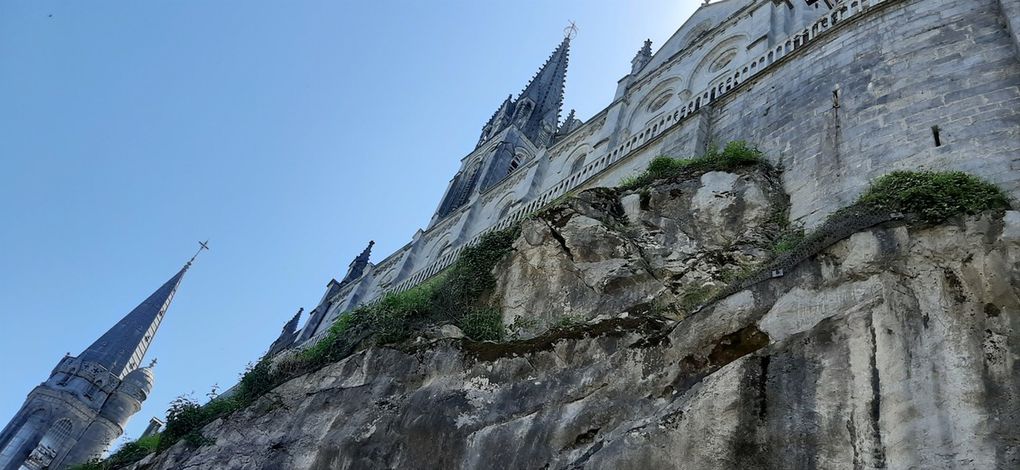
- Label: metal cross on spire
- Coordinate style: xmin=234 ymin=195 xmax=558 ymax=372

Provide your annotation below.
xmin=564 ymin=21 xmax=578 ymax=40
xmin=188 ymin=239 xmax=210 ymax=265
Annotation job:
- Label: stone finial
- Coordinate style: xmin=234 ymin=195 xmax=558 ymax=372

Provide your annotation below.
xmin=340 ymin=241 xmax=375 ymax=286
xmin=283 ymin=308 xmax=303 ymax=334
xmin=631 ymin=39 xmax=653 ymax=74
xmin=563 ymin=109 xmax=576 ymax=124
xmin=558 ymin=109 xmax=583 ymax=135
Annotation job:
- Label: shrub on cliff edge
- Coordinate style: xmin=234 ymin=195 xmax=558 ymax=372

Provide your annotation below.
xmin=619 ymin=141 xmax=766 ymax=190
xmin=69 ymin=434 xmax=162 ymax=469
xmin=851 ymin=170 xmax=1009 ymax=223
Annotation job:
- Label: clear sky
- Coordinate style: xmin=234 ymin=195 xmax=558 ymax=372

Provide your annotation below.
xmin=0 ymin=0 xmax=701 ymax=446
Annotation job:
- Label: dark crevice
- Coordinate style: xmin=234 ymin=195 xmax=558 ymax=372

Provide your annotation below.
xmin=460 ymin=316 xmax=666 ymax=362
xmin=942 ymin=268 xmax=968 ymax=304
xmin=563 ymin=439 xmax=604 ymax=470
xmin=846 ymin=419 xmax=863 ymax=470
xmin=757 ymin=355 xmax=770 ymax=420
xmin=867 ymin=320 xmax=887 ymax=468
xmin=544 ymin=220 xmax=575 ymax=262
xmin=568 ymin=428 xmax=600 ymax=449
xmin=664 ymin=325 xmax=771 ymax=398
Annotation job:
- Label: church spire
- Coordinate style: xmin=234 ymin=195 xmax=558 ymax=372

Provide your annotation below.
xmin=340 ymin=240 xmax=374 ymax=286
xmin=515 ymin=35 xmax=571 ymax=146
xmin=631 ymin=39 xmax=653 ymax=74
xmin=77 ymin=261 xmax=192 ymax=378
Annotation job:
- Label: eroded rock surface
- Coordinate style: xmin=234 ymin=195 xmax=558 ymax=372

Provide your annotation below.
xmin=136 ymin=175 xmax=1020 ymax=470
xmin=493 ymin=169 xmax=785 ymax=338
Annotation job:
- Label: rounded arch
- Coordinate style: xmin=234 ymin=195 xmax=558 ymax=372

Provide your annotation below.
xmin=489 ymin=191 xmax=520 ymax=223
xmin=498 ymin=201 xmax=515 ymax=220
xmin=423 ymin=235 xmax=453 ymax=265
xmin=507 ymin=148 xmax=531 ymax=175
xmin=628 ymin=76 xmax=684 ymax=131
xmin=709 ymin=48 xmax=738 ymax=73
xmin=570 ymin=154 xmax=588 ymax=175
xmin=30 ymin=418 xmax=74 ymax=464
xmin=558 ymin=143 xmax=592 ymax=176
xmin=681 ymin=19 xmax=715 ymax=50
xmin=690 ymin=35 xmax=748 ymax=92
xmin=41 ymin=419 xmax=73 ymax=447
xmin=0 ymin=409 xmax=48 ymax=466
xmin=513 ymin=98 xmax=534 ymax=125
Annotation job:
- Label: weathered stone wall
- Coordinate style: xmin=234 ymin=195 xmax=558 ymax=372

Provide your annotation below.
xmin=709 ymin=0 xmax=1020 ymax=227
xmin=580 ymin=0 xmax=1020 ymax=229
xmin=999 ymin=0 xmax=1020 ymax=58
xmin=296 ymin=0 xmax=1020 ymax=342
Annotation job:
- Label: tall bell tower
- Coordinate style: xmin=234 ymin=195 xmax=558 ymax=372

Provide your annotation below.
xmin=0 ymin=251 xmax=200 ymax=470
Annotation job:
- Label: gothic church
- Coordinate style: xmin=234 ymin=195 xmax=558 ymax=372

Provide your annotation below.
xmin=0 ymin=260 xmax=193 ymax=469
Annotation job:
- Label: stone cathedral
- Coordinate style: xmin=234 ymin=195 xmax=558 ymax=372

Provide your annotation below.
xmin=4 ymin=0 xmax=1020 ymax=465
xmin=266 ymin=0 xmax=1020 ymax=353
xmin=0 ymin=260 xmax=194 ymax=470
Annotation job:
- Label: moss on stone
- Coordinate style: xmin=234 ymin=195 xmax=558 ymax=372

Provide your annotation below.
xmin=847 ymin=170 xmax=1010 ymax=224
xmin=618 ymin=141 xmax=767 ymax=191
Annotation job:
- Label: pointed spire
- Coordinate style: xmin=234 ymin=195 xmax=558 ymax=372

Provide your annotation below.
xmin=472 ymin=31 xmax=573 ymax=149
xmin=282 ymin=308 xmax=303 ymax=335
xmin=557 ymin=109 xmax=582 ymax=137
xmin=561 ymin=109 xmax=578 ymax=132
xmin=266 ymin=308 xmax=304 ymax=358
xmin=478 ymin=95 xmax=516 ymax=147
xmin=631 ymin=39 xmax=653 ymax=74
xmin=340 ymin=241 xmax=374 ymax=286
xmin=515 ymin=36 xmax=570 ymax=146
xmin=78 ymin=263 xmax=190 ymax=378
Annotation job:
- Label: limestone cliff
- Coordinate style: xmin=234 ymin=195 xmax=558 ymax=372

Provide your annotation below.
xmin=130 ymin=169 xmax=1020 ymax=470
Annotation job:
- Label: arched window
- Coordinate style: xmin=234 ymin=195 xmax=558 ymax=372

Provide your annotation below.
xmin=648 ymin=91 xmax=673 ymax=113
xmin=570 ymin=154 xmax=588 ymax=174
xmin=42 ymin=419 xmax=73 ymax=446
xmin=0 ymin=410 xmax=45 ymax=467
xmin=709 ymin=50 xmax=737 ymax=72
xmin=514 ymin=100 xmax=534 ymax=123
xmin=507 ymin=153 xmax=525 ymax=174
xmin=498 ymin=202 xmax=514 ymax=220
xmin=437 ymin=161 xmax=482 ymax=218
xmin=30 ymin=418 xmax=73 ymax=463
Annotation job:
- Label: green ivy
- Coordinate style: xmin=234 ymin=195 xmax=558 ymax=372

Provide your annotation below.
xmin=618 ymin=141 xmax=766 ymax=190
xmin=458 ymin=308 xmax=505 ymax=341
xmin=68 ymin=433 xmax=162 ymax=469
xmin=149 ymin=225 xmax=523 ymax=454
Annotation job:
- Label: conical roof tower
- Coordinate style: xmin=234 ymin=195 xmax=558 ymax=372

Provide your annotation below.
xmin=78 ymin=260 xmax=193 ymax=378
xmin=516 ymin=36 xmax=571 ymax=146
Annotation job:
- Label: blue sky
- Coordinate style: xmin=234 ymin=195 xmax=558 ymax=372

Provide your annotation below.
xmin=0 ymin=0 xmax=699 ymax=445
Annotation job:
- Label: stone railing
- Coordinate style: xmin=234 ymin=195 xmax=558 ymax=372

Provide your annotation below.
xmin=332 ymin=0 xmax=893 ymax=309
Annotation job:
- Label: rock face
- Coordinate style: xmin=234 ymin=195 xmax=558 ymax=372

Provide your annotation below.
xmin=492 ymin=168 xmax=785 ymax=338
xmin=137 ymin=173 xmax=1020 ymax=470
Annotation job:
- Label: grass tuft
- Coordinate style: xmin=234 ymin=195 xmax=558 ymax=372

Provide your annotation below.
xmin=151 ymin=225 xmax=522 ymax=453
xmin=849 ymin=170 xmax=1009 ymax=224
xmin=618 ymin=141 xmax=766 ymax=191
